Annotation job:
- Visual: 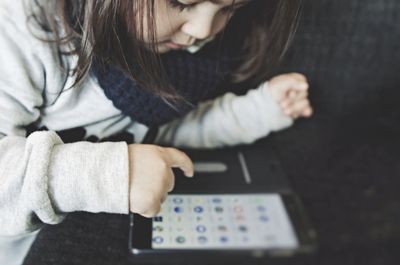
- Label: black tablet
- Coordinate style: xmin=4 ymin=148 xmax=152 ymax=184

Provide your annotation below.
xmin=128 ymin=148 xmax=317 ymax=263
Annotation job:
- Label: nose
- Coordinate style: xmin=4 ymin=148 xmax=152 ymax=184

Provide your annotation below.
xmin=181 ymin=13 xmax=215 ymax=40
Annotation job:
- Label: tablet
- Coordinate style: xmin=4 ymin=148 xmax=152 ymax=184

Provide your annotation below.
xmin=129 ymin=193 xmax=316 ymax=260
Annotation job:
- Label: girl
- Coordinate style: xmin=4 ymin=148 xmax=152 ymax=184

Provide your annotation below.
xmin=0 ymin=0 xmax=312 ymax=264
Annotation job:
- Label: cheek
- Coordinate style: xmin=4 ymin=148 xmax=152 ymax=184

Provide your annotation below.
xmin=154 ymin=17 xmax=179 ymax=41
xmin=151 ymin=2 xmax=182 ymax=42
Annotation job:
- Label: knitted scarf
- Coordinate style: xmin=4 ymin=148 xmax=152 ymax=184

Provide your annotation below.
xmin=93 ymin=44 xmax=238 ymax=128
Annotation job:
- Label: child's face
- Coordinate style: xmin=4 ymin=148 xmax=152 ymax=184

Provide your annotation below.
xmin=140 ymin=0 xmax=250 ymax=53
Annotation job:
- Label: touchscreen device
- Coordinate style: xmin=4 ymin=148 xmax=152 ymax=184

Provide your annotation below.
xmin=129 ymin=193 xmax=316 ymax=259
xmin=129 ymin=147 xmax=316 ymax=262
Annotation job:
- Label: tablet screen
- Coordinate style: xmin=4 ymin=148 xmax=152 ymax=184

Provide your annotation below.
xmin=151 ymin=194 xmax=299 ymax=249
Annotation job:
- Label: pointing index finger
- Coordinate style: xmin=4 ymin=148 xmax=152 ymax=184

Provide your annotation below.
xmin=164 ymin=148 xmax=194 ymax=178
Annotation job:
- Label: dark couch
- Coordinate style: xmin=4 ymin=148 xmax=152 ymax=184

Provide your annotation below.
xmin=24 ymin=0 xmax=400 ymax=264
xmin=262 ymin=0 xmax=400 ymax=264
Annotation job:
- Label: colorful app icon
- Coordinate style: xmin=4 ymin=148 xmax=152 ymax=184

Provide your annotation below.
xmin=194 ymin=198 xmax=202 ymax=204
xmin=217 ymin=225 xmax=228 ymax=232
xmin=153 ymin=236 xmax=164 ymax=244
xmin=220 ymin=236 xmax=229 ymax=243
xmin=257 ymin=205 xmax=267 ymax=212
xmin=238 ymin=225 xmax=248 ymax=232
xmin=233 ymin=206 xmax=244 ymax=213
xmin=196 ymin=225 xmax=207 ymax=233
xmin=153 ymin=226 xmax=164 ymax=232
xmin=194 ymin=206 xmax=204 ymax=213
xmin=198 ymin=236 xmax=208 ymax=244
xmin=212 ymin=198 xmax=222 ymax=203
xmin=236 ymin=215 xmax=245 ymax=222
xmin=174 ymin=206 xmax=183 ymax=213
xmin=215 ymin=206 xmax=224 ymax=213
xmin=176 ymin=236 xmax=186 ymax=244
xmin=154 ymin=216 xmax=163 ymax=222
xmin=173 ymin=197 xmax=183 ymax=204
xmin=259 ymin=215 xmax=269 ymax=222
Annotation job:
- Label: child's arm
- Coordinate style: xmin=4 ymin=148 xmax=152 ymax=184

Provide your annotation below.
xmin=0 ymin=1 xmax=193 ymax=241
xmin=155 ymin=73 xmax=312 ymax=148
xmin=0 ymin=8 xmax=131 ymax=237
xmin=0 ymin=132 xmax=130 ymax=234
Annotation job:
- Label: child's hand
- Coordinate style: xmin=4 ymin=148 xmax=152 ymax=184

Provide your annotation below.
xmin=266 ymin=73 xmax=313 ymax=119
xmin=128 ymin=144 xmax=194 ymax=218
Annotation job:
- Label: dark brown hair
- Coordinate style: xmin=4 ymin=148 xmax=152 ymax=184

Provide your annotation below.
xmin=28 ymin=0 xmax=303 ymax=98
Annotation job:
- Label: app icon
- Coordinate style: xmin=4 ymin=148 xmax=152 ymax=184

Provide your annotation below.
xmin=153 ymin=236 xmax=164 ymax=244
xmin=198 ymin=236 xmax=208 ymax=244
xmin=236 ymin=215 xmax=245 ymax=222
xmin=176 ymin=236 xmax=186 ymax=244
xmin=154 ymin=216 xmax=163 ymax=222
xmin=220 ymin=236 xmax=229 ymax=243
xmin=257 ymin=205 xmax=267 ymax=212
xmin=173 ymin=197 xmax=183 ymax=204
xmin=196 ymin=225 xmax=207 ymax=233
xmin=233 ymin=206 xmax=244 ymax=213
xmin=238 ymin=225 xmax=248 ymax=232
xmin=212 ymin=198 xmax=222 ymax=203
xmin=194 ymin=206 xmax=204 ymax=213
xmin=153 ymin=226 xmax=164 ymax=232
xmin=215 ymin=206 xmax=224 ymax=213
xmin=174 ymin=206 xmax=183 ymax=213
xmin=217 ymin=225 xmax=228 ymax=232
xmin=259 ymin=215 xmax=269 ymax=222
xmin=194 ymin=198 xmax=202 ymax=204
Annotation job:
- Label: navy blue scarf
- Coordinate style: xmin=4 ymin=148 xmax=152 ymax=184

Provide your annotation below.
xmin=93 ymin=46 xmax=237 ymax=128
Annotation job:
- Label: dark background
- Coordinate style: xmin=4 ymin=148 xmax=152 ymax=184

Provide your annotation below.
xmin=24 ymin=0 xmax=400 ymax=264
xmin=264 ymin=0 xmax=400 ymax=263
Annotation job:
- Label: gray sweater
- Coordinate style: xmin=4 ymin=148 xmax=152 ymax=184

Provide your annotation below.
xmin=0 ymin=0 xmax=293 ymax=263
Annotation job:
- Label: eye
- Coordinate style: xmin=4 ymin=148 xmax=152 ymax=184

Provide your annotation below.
xmin=220 ymin=6 xmax=233 ymax=15
xmin=167 ymin=0 xmax=196 ymax=12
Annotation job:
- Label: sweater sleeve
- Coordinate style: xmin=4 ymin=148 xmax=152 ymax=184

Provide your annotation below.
xmin=155 ymin=82 xmax=293 ymax=148
xmin=0 ymin=2 xmax=129 ymax=237
xmin=0 ymin=133 xmax=129 ymax=236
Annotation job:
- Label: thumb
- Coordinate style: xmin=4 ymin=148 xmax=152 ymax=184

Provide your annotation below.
xmin=164 ymin=148 xmax=194 ymax=178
